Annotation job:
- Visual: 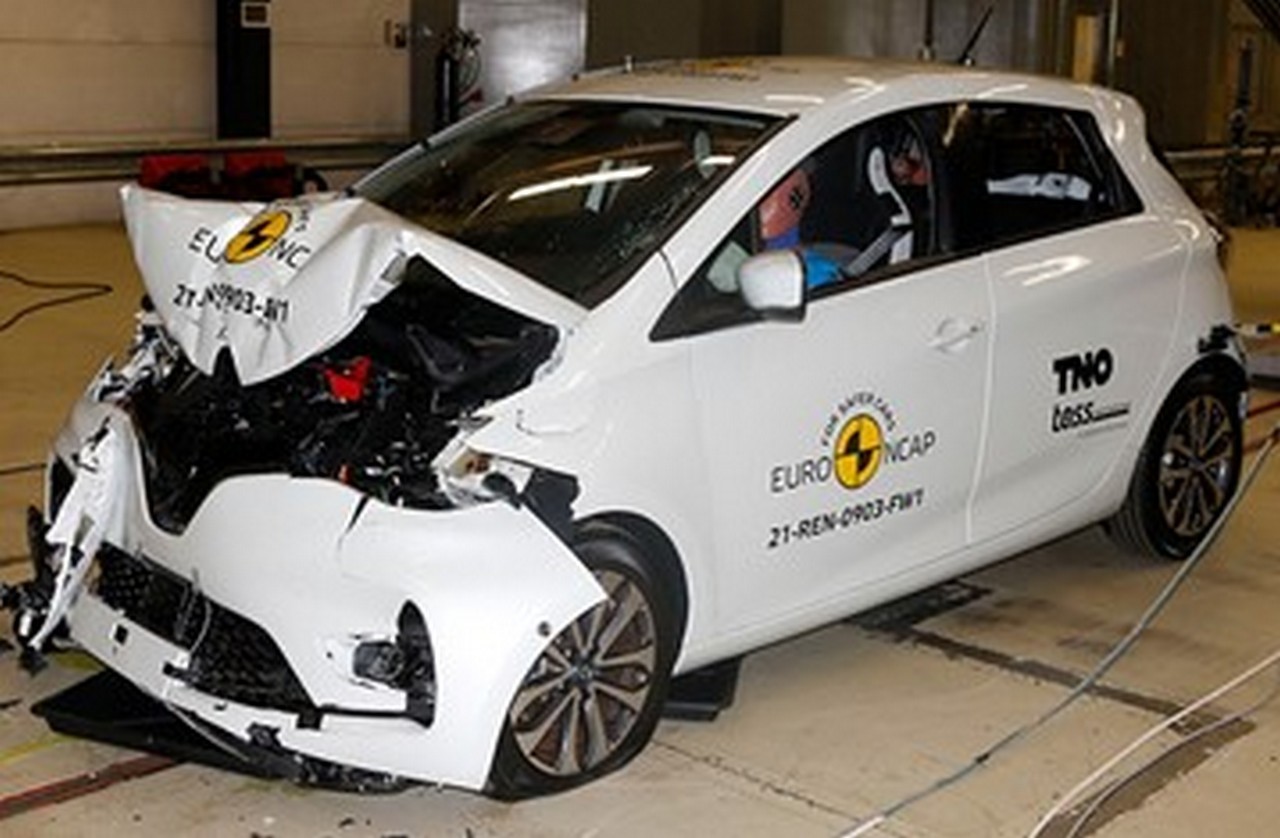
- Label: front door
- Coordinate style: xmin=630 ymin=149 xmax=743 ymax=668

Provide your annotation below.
xmin=656 ymin=108 xmax=992 ymax=636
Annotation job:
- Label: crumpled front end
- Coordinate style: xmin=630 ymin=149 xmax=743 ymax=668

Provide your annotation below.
xmin=8 ymin=187 xmax=604 ymax=790
xmin=38 ymin=406 xmax=601 ymax=788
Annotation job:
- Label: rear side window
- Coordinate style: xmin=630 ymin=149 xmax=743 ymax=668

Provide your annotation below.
xmin=938 ymin=103 xmax=1142 ymax=251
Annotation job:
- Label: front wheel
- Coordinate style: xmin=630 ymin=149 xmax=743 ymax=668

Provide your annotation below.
xmin=487 ymin=523 xmax=678 ymax=798
xmin=1107 ymin=372 xmax=1242 ymax=559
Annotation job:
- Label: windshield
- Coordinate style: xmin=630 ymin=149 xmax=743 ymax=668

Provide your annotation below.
xmin=355 ymin=101 xmax=779 ymax=308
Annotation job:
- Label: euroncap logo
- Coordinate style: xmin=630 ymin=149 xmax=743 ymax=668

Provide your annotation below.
xmin=769 ymin=391 xmax=936 ymax=497
xmin=833 ymin=413 xmax=883 ymax=489
xmin=223 ymin=209 xmax=291 ymax=264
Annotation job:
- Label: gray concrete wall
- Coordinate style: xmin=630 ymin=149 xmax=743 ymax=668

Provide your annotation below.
xmin=0 ymin=0 xmax=1260 ymax=226
xmin=781 ymin=0 xmax=1044 ymax=71
xmin=1224 ymin=0 xmax=1280 ymax=136
xmin=1113 ymin=0 xmax=1230 ymax=147
xmin=775 ymin=0 xmax=1244 ymax=148
xmin=586 ymin=0 xmax=780 ymax=68
xmin=273 ymin=0 xmax=411 ymax=138
xmin=0 ymin=0 xmax=410 ymax=144
xmin=700 ymin=0 xmax=782 ymax=58
xmin=0 ymin=0 xmax=410 ymax=228
xmin=587 ymin=0 xmax=701 ymax=66
xmin=460 ymin=0 xmax=585 ymax=111
xmin=0 ymin=1 xmax=216 ymax=145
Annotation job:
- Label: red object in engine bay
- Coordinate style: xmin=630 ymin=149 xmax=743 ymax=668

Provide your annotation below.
xmin=323 ymin=356 xmax=373 ymax=403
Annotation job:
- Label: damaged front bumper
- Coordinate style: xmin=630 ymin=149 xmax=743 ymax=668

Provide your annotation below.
xmin=13 ymin=402 xmax=604 ymax=791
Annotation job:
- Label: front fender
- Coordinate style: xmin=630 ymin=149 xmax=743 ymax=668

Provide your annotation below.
xmin=329 ymin=498 xmax=605 ymax=785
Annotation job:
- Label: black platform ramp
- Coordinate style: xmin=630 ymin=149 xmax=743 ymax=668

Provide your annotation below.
xmin=663 ymin=657 xmax=742 ymax=722
xmin=31 ymin=669 xmax=278 ymax=778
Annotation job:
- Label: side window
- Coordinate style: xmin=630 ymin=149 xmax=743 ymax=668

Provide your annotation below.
xmin=938 ymin=103 xmax=1142 ymax=251
xmin=653 ymin=110 xmax=943 ymax=340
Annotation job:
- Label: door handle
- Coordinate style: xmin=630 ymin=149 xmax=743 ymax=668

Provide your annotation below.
xmin=929 ymin=317 xmax=984 ymax=352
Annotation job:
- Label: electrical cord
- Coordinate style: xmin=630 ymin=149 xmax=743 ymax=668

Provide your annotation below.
xmin=839 ymin=421 xmax=1280 ymax=838
xmin=1044 ymin=655 xmax=1280 ymax=838
xmin=1054 ymin=660 xmax=1280 ymax=838
xmin=0 ymin=268 xmax=113 ymax=334
xmin=1 ymin=266 xmax=113 ymax=480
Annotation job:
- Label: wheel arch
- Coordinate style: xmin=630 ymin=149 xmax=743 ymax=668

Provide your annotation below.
xmin=1106 ymin=349 xmax=1246 ymax=559
xmin=1128 ymin=349 xmax=1246 ymax=470
xmin=1175 ymin=350 xmax=1249 ymax=405
xmin=575 ymin=511 xmax=690 ymax=659
xmin=487 ymin=510 xmax=690 ymax=798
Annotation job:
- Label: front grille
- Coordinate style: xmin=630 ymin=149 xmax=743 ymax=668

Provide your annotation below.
xmin=185 ymin=606 xmax=315 ymax=713
xmin=96 ymin=545 xmax=198 ymax=645
xmin=94 ymin=546 xmax=315 ymax=714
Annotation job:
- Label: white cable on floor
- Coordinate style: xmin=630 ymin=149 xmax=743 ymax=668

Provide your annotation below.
xmin=836 ymin=421 xmax=1280 ymax=838
xmin=1029 ymin=648 xmax=1280 ymax=838
xmin=1059 ymin=664 xmax=1280 ymax=838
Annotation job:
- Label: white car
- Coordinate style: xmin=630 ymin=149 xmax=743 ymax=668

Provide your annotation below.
xmin=9 ymin=57 xmax=1245 ymax=797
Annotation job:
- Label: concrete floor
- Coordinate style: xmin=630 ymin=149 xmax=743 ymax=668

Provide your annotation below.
xmin=1 ymin=223 xmax=1279 ymax=837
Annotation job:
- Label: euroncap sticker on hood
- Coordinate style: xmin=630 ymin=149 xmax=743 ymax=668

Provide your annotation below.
xmin=121 ymin=185 xmax=585 ymax=385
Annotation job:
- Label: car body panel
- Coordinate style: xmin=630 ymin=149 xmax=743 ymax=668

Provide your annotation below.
xmin=972 ymin=214 xmax=1186 ymax=541
xmin=686 ymin=255 xmax=989 ymax=634
xmin=122 ymin=185 xmax=586 ymax=386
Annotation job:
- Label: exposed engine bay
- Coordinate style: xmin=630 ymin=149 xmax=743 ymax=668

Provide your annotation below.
xmin=116 ymin=256 xmax=557 ymax=532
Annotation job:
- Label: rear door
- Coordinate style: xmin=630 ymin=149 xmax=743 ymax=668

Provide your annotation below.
xmin=947 ymin=103 xmax=1182 ymax=541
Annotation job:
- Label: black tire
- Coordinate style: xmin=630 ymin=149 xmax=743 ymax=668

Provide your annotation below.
xmin=487 ymin=522 xmax=678 ymax=799
xmin=1107 ymin=371 xmax=1242 ymax=559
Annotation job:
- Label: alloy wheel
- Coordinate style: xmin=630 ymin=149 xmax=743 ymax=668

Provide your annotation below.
xmin=508 ymin=568 xmax=658 ymax=777
xmin=1157 ymin=394 xmax=1236 ymax=537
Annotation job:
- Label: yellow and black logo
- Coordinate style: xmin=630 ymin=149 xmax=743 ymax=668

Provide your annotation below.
xmin=223 ymin=209 xmax=291 ymax=264
xmin=833 ymin=413 xmax=883 ymax=489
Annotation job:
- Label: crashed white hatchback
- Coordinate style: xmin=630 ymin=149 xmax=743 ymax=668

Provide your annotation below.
xmin=11 ymin=58 xmax=1246 ymax=797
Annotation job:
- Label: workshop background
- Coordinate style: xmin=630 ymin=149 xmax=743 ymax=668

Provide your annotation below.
xmin=3 ymin=1 xmax=1280 ymax=837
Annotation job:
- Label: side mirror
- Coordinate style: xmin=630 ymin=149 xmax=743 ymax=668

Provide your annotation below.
xmin=737 ymin=250 xmax=806 ymax=321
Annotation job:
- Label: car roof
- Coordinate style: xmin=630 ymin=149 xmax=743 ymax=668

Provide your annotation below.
xmin=535 ymin=56 xmax=1110 ymax=119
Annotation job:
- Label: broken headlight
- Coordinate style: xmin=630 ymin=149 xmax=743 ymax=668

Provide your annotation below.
xmin=433 ymin=430 xmax=533 ymax=508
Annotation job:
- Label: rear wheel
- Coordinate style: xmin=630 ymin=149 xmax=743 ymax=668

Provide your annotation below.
xmin=487 ymin=523 xmax=678 ymax=798
xmin=1108 ymin=372 xmax=1242 ymax=559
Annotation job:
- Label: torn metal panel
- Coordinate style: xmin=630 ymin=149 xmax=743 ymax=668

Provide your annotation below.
xmin=15 ymin=416 xmax=129 ymax=658
xmin=122 ymin=185 xmax=585 ymax=386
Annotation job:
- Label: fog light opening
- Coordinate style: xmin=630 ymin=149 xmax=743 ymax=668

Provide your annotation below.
xmin=352 ymin=601 xmax=436 ymax=726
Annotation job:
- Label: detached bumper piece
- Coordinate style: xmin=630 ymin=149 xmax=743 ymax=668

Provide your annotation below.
xmin=0 ymin=508 xmax=59 ymax=673
xmin=31 ymin=671 xmax=409 ymax=793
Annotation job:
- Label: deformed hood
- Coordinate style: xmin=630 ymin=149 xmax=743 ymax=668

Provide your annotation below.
xmin=121 ymin=185 xmax=586 ymax=385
